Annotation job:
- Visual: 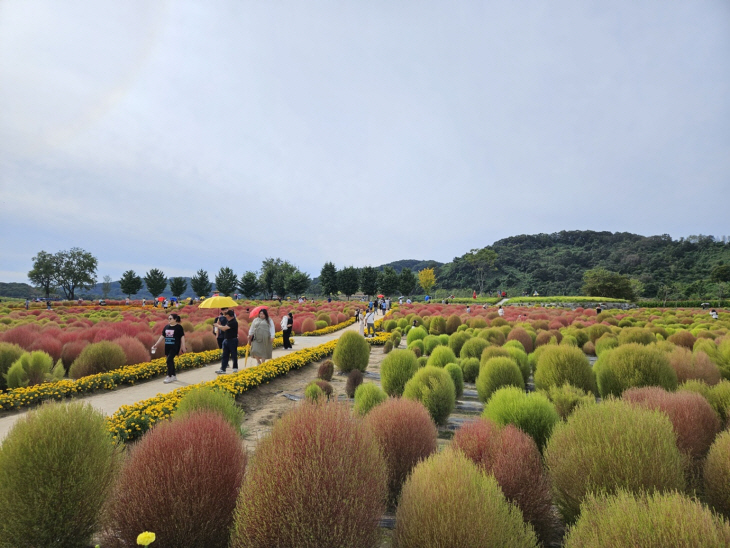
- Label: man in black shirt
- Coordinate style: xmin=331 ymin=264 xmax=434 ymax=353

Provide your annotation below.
xmin=215 ymin=308 xmax=228 ymax=349
xmin=215 ymin=310 xmax=239 ymax=374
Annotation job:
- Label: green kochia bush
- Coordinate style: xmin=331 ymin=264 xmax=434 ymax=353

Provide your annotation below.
xmin=534 ymin=345 xmax=597 ymax=395
xmin=460 ymin=337 xmax=490 ymax=360
xmin=406 ymin=326 xmax=428 ymax=345
xmin=428 ymin=316 xmax=447 ymax=335
xmin=544 ymin=399 xmax=685 ymax=525
xmin=0 ymin=342 xmax=24 ymax=390
xmin=593 ymin=343 xmax=677 ymax=398
xmin=230 ymin=402 xmax=387 ymax=548
xmin=0 ymin=402 xmax=116 ymax=548
xmin=5 ymin=350 xmax=64 ymax=388
xmin=448 ymin=331 xmax=471 ymax=357
xmin=173 ymin=386 xmax=245 ymax=435
xmin=403 ymin=366 xmax=456 ymax=425
xmin=461 ymin=357 xmax=480 ymax=383
xmin=543 ymin=383 xmax=596 ymax=419
xmin=304 ymin=382 xmax=324 ymax=403
xmin=595 ymin=334 xmax=619 ymax=356
xmin=353 ymin=383 xmax=388 ymax=415
xmin=483 ymin=387 xmax=559 ymax=450
xmin=704 ymin=431 xmax=730 ymax=518
xmin=68 ymin=340 xmax=127 ymax=379
xmin=444 ymin=363 xmax=464 ymax=398
xmin=422 ymin=335 xmax=441 ymax=355
xmin=380 ymin=349 xmax=419 ymax=396
xmin=426 ymin=345 xmax=457 ymax=367
xmin=332 ymin=331 xmax=370 ymax=373
xmin=476 ymin=357 xmax=524 ymax=403
xmin=394 ymin=449 xmax=538 ymax=548
xmin=564 ymin=490 xmax=730 ymax=548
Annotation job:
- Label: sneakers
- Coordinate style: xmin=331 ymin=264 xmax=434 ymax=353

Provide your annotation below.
xmin=163 ymin=375 xmax=176 ymax=384
xmin=215 ymin=369 xmax=226 ymax=374
xmin=231 ymin=368 xmax=239 ymax=373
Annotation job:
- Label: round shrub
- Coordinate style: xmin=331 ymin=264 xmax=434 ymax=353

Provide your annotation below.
xmin=445 ymin=314 xmax=461 ymax=334
xmin=0 ymin=402 xmax=116 ymax=548
xmin=60 ymin=339 xmax=88 ymax=370
xmin=5 ymin=350 xmax=60 ymax=388
xmin=667 ymin=330 xmax=697 ymax=349
xmin=332 ymin=331 xmax=370 ymax=373
xmin=476 ymin=357 xmax=524 ymax=403
xmin=230 ymin=402 xmax=387 ymax=548
xmin=438 ymin=333 xmax=449 ymax=346
xmin=353 ymin=383 xmax=388 ymax=415
xmin=69 ymin=340 xmax=127 ymax=379
xmin=394 ymin=449 xmax=538 ymax=548
xmin=314 ymin=320 xmax=328 ymax=330
xmin=504 ymin=345 xmax=530 ymax=383
xmin=561 ymin=335 xmax=578 ymax=347
xmin=313 ymin=379 xmax=333 ymax=398
xmin=417 ymin=356 xmax=428 ymax=368
xmin=384 ymin=319 xmax=397 ymax=332
xmin=383 ymin=340 xmax=393 ymax=353
xmin=448 ymin=331 xmax=471 ymax=357
xmin=304 ymin=382 xmax=324 ymax=403
xmin=507 ymin=327 xmax=534 ymax=353
xmin=403 ymin=366 xmax=456 ymax=426
xmin=173 ymin=385 xmax=245 ymax=434
xmin=408 ymin=339 xmax=425 ymax=356
xmin=481 ymin=345 xmax=511 ymax=365
xmin=426 ymin=345 xmax=457 ymax=367
xmin=390 ymin=330 xmax=402 ymax=346
xmin=0 ymin=342 xmax=24 ymax=389
xmin=709 ymin=380 xmax=730 ymax=424
xmin=534 ymin=345 xmax=597 ymax=395
xmin=595 ymin=334 xmax=619 ymax=355
xmin=668 ymin=346 xmax=721 ymax=385
xmin=504 ymin=338 xmax=525 ymax=353
xmin=483 ymin=387 xmax=558 ymax=450
xmin=618 ymin=327 xmax=656 ymax=346
xmin=544 ymin=399 xmax=686 ymax=524
xmin=365 ymin=398 xmax=437 ymax=503
xmin=406 ymin=326 xmax=428 ymax=345
xmin=113 ymin=335 xmax=151 ymax=365
xmin=543 ymin=383 xmax=596 ymax=419
xmin=104 ymin=412 xmax=246 ymax=548
xmin=428 ymin=316 xmax=447 ymax=335
xmin=300 ymin=317 xmax=316 ymax=333
xmin=317 ymin=359 xmax=334 ymax=381
xmin=345 ymin=369 xmax=363 ymax=398
xmin=444 ymin=363 xmax=464 ymax=398
xmin=563 ymin=490 xmax=730 ymax=548
xmin=587 ymin=323 xmax=613 ymax=342
xmin=582 ymin=340 xmax=596 ymax=355
xmin=534 ymin=330 xmax=557 ymax=348
xmin=480 ymin=327 xmax=505 ymax=346
xmin=704 ymin=431 xmax=730 ymax=518
xmin=623 ymin=387 xmax=721 ymax=459
xmin=593 ymin=343 xmax=678 ymax=398
xmin=380 ymin=349 xmax=418 ymax=396
xmin=422 ymin=334 xmax=441 ymax=355
xmin=461 ymin=357 xmax=480 ymax=383
xmin=470 ymin=317 xmax=488 ymax=329
xmin=460 ymin=336 xmax=490 ymax=360
xmin=452 ymin=418 xmax=555 ymax=544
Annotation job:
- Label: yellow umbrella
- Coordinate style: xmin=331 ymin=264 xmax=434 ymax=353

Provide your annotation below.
xmin=198 ymin=296 xmax=238 ymax=309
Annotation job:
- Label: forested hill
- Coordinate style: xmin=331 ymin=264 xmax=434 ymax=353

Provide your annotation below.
xmin=437 ymin=231 xmax=730 ymax=298
xmin=379 ymin=231 xmax=730 ymax=298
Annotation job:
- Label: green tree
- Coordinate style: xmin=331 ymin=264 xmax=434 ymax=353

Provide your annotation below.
xmin=119 ymin=270 xmax=143 ymax=298
xmin=464 ymin=247 xmax=498 ymax=295
xmin=215 ymin=267 xmax=238 ymax=296
xmin=338 ymin=266 xmax=360 ymax=300
xmin=377 ymin=266 xmax=400 ymax=297
xmin=320 ymin=261 xmax=338 ymax=297
xmin=169 ymin=277 xmax=188 ymax=298
xmin=101 ymin=275 xmax=112 ymax=299
xmin=259 ymin=258 xmax=283 ymax=299
xmin=52 ymin=248 xmax=98 ymax=300
xmin=360 ymin=266 xmax=379 ymax=297
xmin=144 ymin=269 xmax=167 ymax=298
xmin=398 ymin=268 xmax=417 ymax=296
xmin=190 ymin=269 xmax=212 ymax=297
xmin=581 ymin=268 xmax=635 ymax=300
xmin=27 ymin=251 xmax=57 ymax=299
xmin=272 ymin=261 xmax=297 ymax=298
xmin=287 ymin=270 xmax=311 ymax=297
xmin=418 ymin=268 xmax=436 ymax=295
xmin=711 ymin=264 xmax=730 ymax=283
xmin=238 ymin=271 xmax=260 ymax=299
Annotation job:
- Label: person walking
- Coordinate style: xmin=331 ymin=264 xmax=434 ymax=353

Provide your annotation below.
xmin=215 ymin=310 xmax=239 ymax=374
xmin=152 ymin=313 xmax=186 ymax=383
xmin=214 ymin=308 xmax=228 ymax=349
xmin=250 ymin=309 xmax=275 ymax=364
xmin=281 ymin=312 xmax=294 ymax=349
xmin=498 ymin=305 xmax=505 ymax=317
xmin=381 ymin=300 xmax=387 ymax=316
xmin=364 ymin=308 xmax=376 ymax=337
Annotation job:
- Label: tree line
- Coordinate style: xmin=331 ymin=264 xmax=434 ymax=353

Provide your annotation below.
xmin=316 ymin=262 xmax=437 ymax=300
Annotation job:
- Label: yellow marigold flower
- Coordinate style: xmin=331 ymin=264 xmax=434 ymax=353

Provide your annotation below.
xmin=137 ymin=531 xmax=156 ymax=545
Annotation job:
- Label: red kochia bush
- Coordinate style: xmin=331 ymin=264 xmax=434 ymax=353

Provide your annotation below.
xmin=452 ymin=418 xmax=555 ymax=544
xmin=623 ymin=387 xmax=720 ymax=459
xmin=113 ymin=336 xmax=151 ymax=365
xmin=300 ymin=318 xmax=317 ymax=333
xmin=230 ymin=402 xmax=387 ymax=548
xmin=667 ymin=346 xmax=721 ymax=386
xmin=0 ymin=325 xmax=39 ymax=349
xmin=28 ymin=335 xmax=63 ymax=363
xmin=667 ymin=330 xmax=697 ymax=349
xmin=102 ymin=412 xmax=246 ymax=548
xmin=507 ymin=327 xmax=534 ymax=354
xmin=364 ymin=398 xmax=437 ymax=503
xmin=60 ymin=340 xmax=88 ymax=369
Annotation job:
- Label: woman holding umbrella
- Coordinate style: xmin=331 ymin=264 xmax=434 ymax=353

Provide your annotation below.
xmin=250 ymin=308 xmax=275 ymax=364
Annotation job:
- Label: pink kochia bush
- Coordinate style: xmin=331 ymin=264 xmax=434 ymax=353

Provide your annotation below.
xmin=623 ymin=386 xmax=721 ymax=459
xmin=102 ymin=412 xmax=246 ymax=548
xmin=364 ymin=398 xmax=438 ymax=503
xmin=230 ymin=402 xmax=387 ymax=548
xmin=452 ymin=418 xmax=556 ymax=544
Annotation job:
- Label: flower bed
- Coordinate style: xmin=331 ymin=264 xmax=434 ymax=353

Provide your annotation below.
xmin=108 ymin=331 xmax=391 ymax=443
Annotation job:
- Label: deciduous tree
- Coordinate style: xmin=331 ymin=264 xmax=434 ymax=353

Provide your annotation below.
xmin=377 ymin=266 xmax=400 ymax=297
xmin=101 ymin=275 xmax=112 ymax=299
xmin=582 ymin=268 xmax=635 ymax=300
xmin=398 ymin=268 xmax=417 ymax=297
xmin=464 ymin=247 xmax=497 ymax=295
xmin=27 ymin=251 xmax=57 ymax=299
xmin=418 ymin=268 xmax=436 ymax=296
xmin=53 ymin=248 xmax=98 ymax=300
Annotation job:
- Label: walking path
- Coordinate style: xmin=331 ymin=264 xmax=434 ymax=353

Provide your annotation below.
xmin=0 ymin=321 xmax=364 ymax=441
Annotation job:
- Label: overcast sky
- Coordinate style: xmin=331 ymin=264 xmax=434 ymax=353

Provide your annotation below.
xmin=1 ymin=1 xmax=729 ymax=284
